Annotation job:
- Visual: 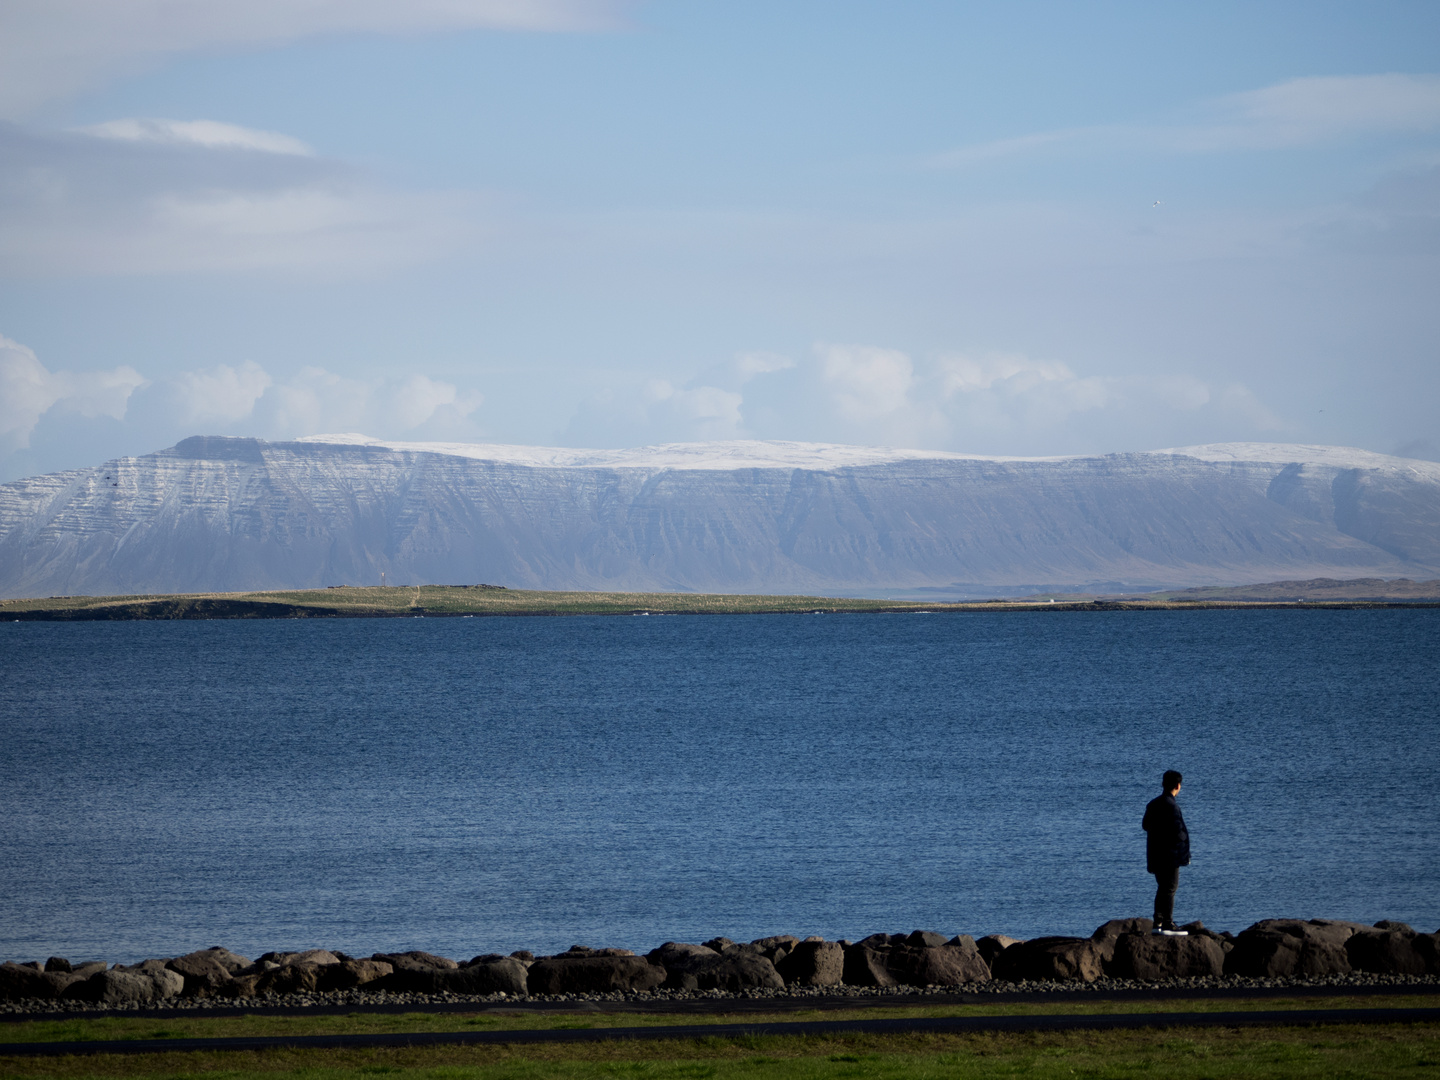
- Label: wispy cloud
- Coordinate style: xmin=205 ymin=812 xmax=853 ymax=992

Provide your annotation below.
xmin=79 ymin=118 xmax=315 ymax=156
xmin=934 ymin=74 xmax=1440 ymax=167
xmin=0 ymin=0 xmax=629 ymax=117
xmin=0 ymin=121 xmax=481 ymax=276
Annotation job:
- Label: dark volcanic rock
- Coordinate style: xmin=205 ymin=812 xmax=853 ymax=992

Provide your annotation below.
xmin=1110 ymin=933 xmax=1225 ymax=980
xmin=976 ymin=935 xmax=1020 ymax=968
xmin=167 ymin=951 xmax=236 ymax=997
xmin=1225 ymin=920 xmax=1358 ymax=977
xmin=1091 ymin=919 xmax=1154 ymax=966
xmin=259 ymin=949 xmax=342 ymax=968
xmin=842 ymin=938 xmax=990 ymax=987
xmin=0 ymin=962 xmax=71 ymax=1000
xmin=44 ymin=958 xmax=72 ymax=973
xmin=443 ymin=958 xmax=528 ymax=996
xmin=527 ymin=955 xmax=665 ymax=995
xmin=255 ymin=963 xmax=322 ymax=995
xmin=644 ymin=942 xmax=783 ymax=991
xmin=318 ymin=958 xmax=393 ymax=991
xmin=990 ymin=937 xmax=1104 ymax=982
xmin=373 ymin=950 xmax=458 ymax=971
xmin=66 ymin=967 xmax=183 ymax=1004
xmin=775 ymin=940 xmax=844 ymax=987
xmin=1346 ymin=929 xmax=1428 ymax=975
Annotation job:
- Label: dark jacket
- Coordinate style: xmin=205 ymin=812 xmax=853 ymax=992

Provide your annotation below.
xmin=1142 ymin=793 xmax=1190 ymax=872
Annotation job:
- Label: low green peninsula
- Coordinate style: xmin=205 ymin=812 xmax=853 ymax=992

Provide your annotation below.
xmin=2 ymin=577 xmax=1438 ymax=620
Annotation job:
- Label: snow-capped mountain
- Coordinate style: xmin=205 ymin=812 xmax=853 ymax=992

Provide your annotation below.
xmin=2 ymin=435 xmax=1438 ymax=598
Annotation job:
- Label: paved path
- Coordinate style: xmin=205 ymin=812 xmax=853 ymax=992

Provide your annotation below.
xmin=5 ymin=1006 xmax=1439 ymax=1057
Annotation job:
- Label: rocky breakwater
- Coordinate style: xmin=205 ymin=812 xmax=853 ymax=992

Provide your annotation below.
xmin=3 ymin=918 xmax=1438 ymax=1007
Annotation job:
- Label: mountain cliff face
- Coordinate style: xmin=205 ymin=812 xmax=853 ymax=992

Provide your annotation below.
xmin=2 ymin=435 xmax=1438 ymax=597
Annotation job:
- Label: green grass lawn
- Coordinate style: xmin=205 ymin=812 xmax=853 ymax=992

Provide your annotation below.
xmin=3 ymin=1021 xmax=1438 ymax=1080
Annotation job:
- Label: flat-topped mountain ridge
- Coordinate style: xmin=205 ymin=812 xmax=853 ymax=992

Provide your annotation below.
xmin=2 ymin=435 xmax=1438 ymax=597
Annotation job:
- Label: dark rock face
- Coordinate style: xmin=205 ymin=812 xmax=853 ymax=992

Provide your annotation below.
xmin=750 ymin=935 xmax=800 ymax=965
xmin=527 ymin=955 xmax=666 ymax=995
xmin=65 ymin=968 xmax=183 ymax=1004
xmin=1224 ymin=920 xmax=1364 ymax=977
xmin=990 ymin=937 xmax=1104 ymax=982
xmin=319 ymin=958 xmax=393 ymax=990
xmin=976 ymin=935 xmax=1020 ymax=968
xmin=255 ymin=963 xmax=322 ymax=995
xmin=44 ymin=958 xmax=72 ymax=973
xmin=775 ymin=941 xmax=844 ymax=986
xmin=842 ymin=937 xmax=990 ymax=987
xmin=1109 ymin=933 xmax=1225 ymax=979
xmin=259 ymin=949 xmax=342 ymax=968
xmin=442 ymin=958 xmax=528 ymax=996
xmin=1346 ymin=929 xmax=1429 ymax=975
xmin=373 ymin=950 xmax=458 ymax=971
xmin=643 ymin=942 xmax=784 ymax=991
xmin=0 ymin=962 xmax=70 ymax=1000
xmin=167 ymin=951 xmax=236 ymax=997
xmin=1091 ymin=919 xmax=1154 ymax=965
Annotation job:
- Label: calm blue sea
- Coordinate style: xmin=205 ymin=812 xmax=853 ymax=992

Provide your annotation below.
xmin=1 ymin=609 xmax=1436 ymax=964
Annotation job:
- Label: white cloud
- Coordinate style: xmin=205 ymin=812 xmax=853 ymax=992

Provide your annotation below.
xmin=734 ymin=351 xmax=796 ymax=380
xmin=171 ymin=360 xmax=273 ymax=424
xmin=260 ymin=366 xmax=375 ymax=435
xmin=817 ymin=343 xmax=914 ymax=421
xmin=164 ymin=363 xmax=485 ymax=437
xmin=393 ymin=373 xmax=483 ymax=428
xmin=0 ymin=0 xmax=626 ymax=117
xmin=1200 ymin=74 xmax=1440 ymax=150
xmin=79 ymin=118 xmax=314 ymax=156
xmin=935 ymin=74 xmax=1440 ymax=167
xmin=0 ymin=334 xmax=145 ymax=450
xmin=0 ymin=122 xmax=480 ymax=276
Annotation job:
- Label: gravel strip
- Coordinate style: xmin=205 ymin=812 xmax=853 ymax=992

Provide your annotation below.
xmin=4 ymin=972 xmax=1438 ymax=1018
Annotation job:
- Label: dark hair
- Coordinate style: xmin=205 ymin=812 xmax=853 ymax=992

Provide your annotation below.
xmin=1163 ymin=770 xmax=1183 ymax=792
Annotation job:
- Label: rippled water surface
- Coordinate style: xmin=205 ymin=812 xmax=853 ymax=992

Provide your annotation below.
xmin=1 ymin=609 xmax=1436 ymax=962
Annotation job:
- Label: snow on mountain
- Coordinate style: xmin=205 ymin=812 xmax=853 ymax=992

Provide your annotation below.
xmin=2 ymin=435 xmax=1438 ymax=598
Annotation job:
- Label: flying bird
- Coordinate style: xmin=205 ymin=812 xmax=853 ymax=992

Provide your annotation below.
xmin=1152 ymin=200 xmax=1162 ymax=207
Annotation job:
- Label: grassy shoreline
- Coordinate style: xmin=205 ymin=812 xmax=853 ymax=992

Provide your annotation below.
xmin=3 ymin=585 xmax=1438 ymax=621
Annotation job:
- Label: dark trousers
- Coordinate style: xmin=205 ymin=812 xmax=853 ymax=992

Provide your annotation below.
xmin=1152 ymin=866 xmax=1180 ymax=929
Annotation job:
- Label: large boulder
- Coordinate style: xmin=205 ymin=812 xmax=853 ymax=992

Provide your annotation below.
xmin=527 ymin=951 xmax=666 ymax=995
xmin=1346 ymin=928 xmax=1428 ymax=975
xmin=440 ymin=957 xmax=529 ymax=996
xmin=1110 ymin=933 xmax=1225 ymax=979
xmin=259 ymin=949 xmax=342 ymax=968
xmin=1225 ymin=920 xmax=1355 ymax=977
xmin=254 ymin=963 xmax=323 ymax=995
xmin=1416 ymin=933 xmax=1440 ymax=975
xmin=373 ymin=950 xmax=458 ymax=971
xmin=750 ymin=936 xmax=799 ymax=965
xmin=1091 ymin=919 xmax=1153 ymax=965
xmin=976 ymin=935 xmax=1020 ymax=968
xmin=66 ymin=967 xmax=183 ymax=1004
xmin=167 ymin=950 xmax=237 ymax=997
xmin=775 ymin=940 xmax=844 ymax=986
xmin=0 ymin=962 xmax=73 ymax=1000
xmin=991 ymin=937 xmax=1104 ymax=982
xmin=371 ymin=951 xmax=462 ymax=992
xmin=318 ymin=958 xmax=393 ymax=990
xmin=840 ymin=935 xmax=990 ymax=987
xmin=644 ymin=942 xmax=783 ymax=991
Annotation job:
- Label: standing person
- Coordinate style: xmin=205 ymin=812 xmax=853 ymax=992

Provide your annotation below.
xmin=1142 ymin=770 xmax=1190 ymax=936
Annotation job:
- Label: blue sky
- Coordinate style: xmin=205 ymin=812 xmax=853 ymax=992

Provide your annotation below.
xmin=2 ymin=0 xmax=1438 ymax=480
